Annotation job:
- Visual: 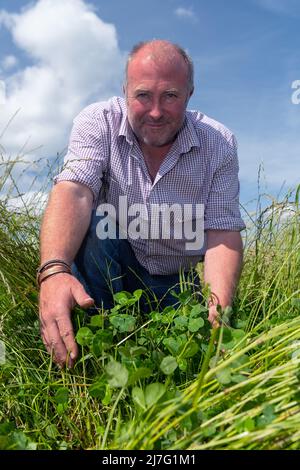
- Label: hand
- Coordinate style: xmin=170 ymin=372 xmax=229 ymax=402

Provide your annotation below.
xmin=208 ymin=304 xmax=220 ymax=328
xmin=39 ymin=273 xmax=94 ymax=368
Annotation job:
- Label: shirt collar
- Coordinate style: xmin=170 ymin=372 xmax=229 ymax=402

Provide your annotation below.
xmin=118 ymin=105 xmax=135 ymax=145
xmin=176 ymin=113 xmax=201 ymax=154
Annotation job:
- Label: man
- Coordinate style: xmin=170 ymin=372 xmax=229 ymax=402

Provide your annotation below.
xmin=38 ymin=40 xmax=245 ymax=368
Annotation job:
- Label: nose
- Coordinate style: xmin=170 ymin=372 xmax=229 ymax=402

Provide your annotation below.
xmin=148 ymin=99 xmax=163 ymax=120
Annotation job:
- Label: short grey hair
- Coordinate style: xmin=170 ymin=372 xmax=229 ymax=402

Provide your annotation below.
xmin=125 ymin=40 xmax=194 ymax=93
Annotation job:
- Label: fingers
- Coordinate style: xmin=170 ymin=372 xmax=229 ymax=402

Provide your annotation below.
xmin=40 ymin=322 xmax=51 ymax=354
xmin=40 ymin=314 xmax=78 ymax=368
xmin=71 ymin=280 xmax=94 ymax=309
xmin=39 ymin=275 xmax=94 ymax=368
xmin=43 ymin=320 xmax=65 ymax=367
xmin=208 ymin=305 xmax=220 ymax=328
xmin=56 ymin=315 xmax=79 ymax=366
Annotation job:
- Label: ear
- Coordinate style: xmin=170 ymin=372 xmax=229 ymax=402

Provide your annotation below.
xmin=123 ymin=84 xmax=126 ymax=96
xmin=185 ymin=87 xmax=194 ymax=105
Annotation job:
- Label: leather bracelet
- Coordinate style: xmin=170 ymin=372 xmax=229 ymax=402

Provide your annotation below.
xmin=37 ymin=266 xmax=72 ymax=287
xmin=37 ymin=259 xmax=71 ymax=274
xmin=36 ymin=263 xmax=72 ymax=285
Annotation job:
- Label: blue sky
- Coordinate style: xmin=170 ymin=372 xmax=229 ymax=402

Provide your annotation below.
xmin=0 ymin=0 xmax=299 ymax=209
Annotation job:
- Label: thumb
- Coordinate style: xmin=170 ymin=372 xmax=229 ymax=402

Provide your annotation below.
xmin=208 ymin=305 xmax=219 ymax=326
xmin=72 ymin=282 xmax=95 ymax=309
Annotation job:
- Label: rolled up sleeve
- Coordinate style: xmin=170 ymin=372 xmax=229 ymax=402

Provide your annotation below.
xmin=204 ymin=141 xmax=245 ymax=232
xmin=54 ymin=104 xmax=108 ymax=202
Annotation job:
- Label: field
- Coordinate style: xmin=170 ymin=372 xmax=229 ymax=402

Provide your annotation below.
xmin=0 ymin=162 xmax=300 ymax=450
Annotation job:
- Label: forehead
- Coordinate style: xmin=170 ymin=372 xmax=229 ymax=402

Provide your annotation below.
xmin=127 ymin=49 xmax=189 ymax=87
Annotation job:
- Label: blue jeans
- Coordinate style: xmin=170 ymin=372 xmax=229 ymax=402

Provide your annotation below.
xmin=72 ymin=211 xmax=200 ymax=312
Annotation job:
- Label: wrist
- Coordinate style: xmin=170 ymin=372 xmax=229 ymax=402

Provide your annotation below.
xmin=38 ymin=269 xmax=73 ymax=287
xmin=37 ymin=258 xmax=71 ymax=274
xmin=37 ymin=259 xmax=72 ymax=287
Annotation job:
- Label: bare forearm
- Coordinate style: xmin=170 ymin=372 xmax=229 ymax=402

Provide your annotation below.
xmin=40 ymin=181 xmax=93 ymax=264
xmin=204 ymin=230 xmax=243 ymax=308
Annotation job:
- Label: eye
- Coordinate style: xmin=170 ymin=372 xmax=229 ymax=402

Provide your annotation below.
xmin=136 ymin=92 xmax=150 ymax=101
xmin=165 ymin=92 xmax=178 ymax=102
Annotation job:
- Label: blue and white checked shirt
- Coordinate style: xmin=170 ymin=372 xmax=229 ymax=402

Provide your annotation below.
xmin=54 ymin=96 xmax=245 ymax=275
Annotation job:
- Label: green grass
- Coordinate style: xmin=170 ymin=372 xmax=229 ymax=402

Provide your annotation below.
xmin=1 ymin=157 xmax=300 ymax=449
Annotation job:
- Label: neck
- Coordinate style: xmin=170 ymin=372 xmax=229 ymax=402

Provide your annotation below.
xmin=139 ymin=141 xmax=173 ymax=160
xmin=139 ymin=141 xmax=173 ymax=182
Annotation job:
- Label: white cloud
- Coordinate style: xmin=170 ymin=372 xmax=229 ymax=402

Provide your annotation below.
xmin=0 ymin=80 xmax=5 ymax=105
xmin=174 ymin=7 xmax=197 ymax=22
xmin=254 ymin=0 xmax=300 ymax=16
xmin=239 ymin=135 xmax=300 ymax=188
xmin=0 ymin=0 xmax=125 ymax=161
xmin=1 ymin=55 xmax=18 ymax=70
xmin=0 ymin=190 xmax=49 ymax=215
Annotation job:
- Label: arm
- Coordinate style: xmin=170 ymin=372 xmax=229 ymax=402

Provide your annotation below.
xmin=204 ymin=230 xmax=243 ymax=325
xmin=39 ymin=180 xmax=94 ymax=367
